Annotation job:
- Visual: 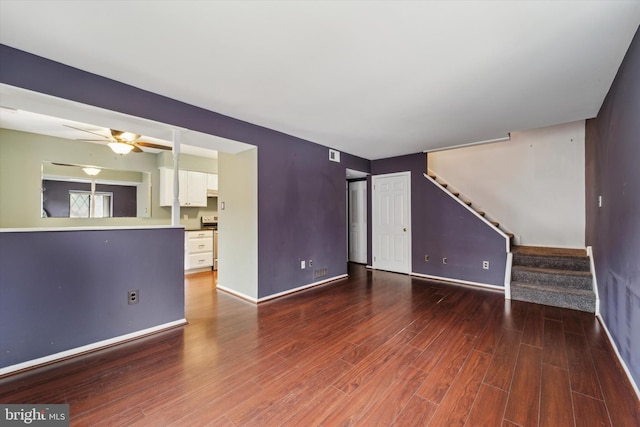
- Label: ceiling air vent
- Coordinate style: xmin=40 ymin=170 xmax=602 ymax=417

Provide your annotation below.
xmin=329 ymin=149 xmax=341 ymax=163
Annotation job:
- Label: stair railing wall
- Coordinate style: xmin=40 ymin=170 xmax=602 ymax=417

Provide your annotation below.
xmin=423 ymin=172 xmax=511 ymax=253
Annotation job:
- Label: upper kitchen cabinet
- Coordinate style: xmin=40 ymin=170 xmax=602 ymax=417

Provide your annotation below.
xmin=207 ymin=173 xmax=218 ymax=197
xmin=207 ymin=173 xmax=218 ymax=191
xmin=159 ymin=168 xmax=208 ymax=207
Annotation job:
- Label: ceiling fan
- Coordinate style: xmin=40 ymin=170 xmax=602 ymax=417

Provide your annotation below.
xmin=64 ymin=124 xmax=172 ymax=155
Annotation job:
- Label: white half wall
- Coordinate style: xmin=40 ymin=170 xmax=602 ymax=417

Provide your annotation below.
xmin=218 ymin=148 xmax=258 ymax=299
xmin=429 ymin=121 xmax=585 ymax=248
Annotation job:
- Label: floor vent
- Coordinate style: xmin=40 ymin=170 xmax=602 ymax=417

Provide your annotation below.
xmin=314 ymin=268 xmax=328 ymax=279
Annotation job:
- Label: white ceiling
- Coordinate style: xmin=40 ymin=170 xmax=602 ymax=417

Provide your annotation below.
xmin=1 ymin=1 xmax=639 ymax=160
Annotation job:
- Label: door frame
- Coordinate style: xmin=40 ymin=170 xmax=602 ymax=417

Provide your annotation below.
xmin=372 ymin=171 xmax=411 ymax=274
xmin=347 ymin=179 xmax=368 ymax=264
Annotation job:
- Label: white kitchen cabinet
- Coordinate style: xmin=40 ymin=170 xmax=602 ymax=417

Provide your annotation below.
xmin=159 ymin=168 xmax=208 ymax=207
xmin=186 ymin=171 xmax=207 ymax=206
xmin=185 ymin=229 xmax=213 ymax=273
xmin=207 ymin=173 xmax=218 ymax=191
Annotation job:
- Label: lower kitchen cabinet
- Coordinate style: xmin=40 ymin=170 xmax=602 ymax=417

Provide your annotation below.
xmin=185 ymin=229 xmax=213 ymax=273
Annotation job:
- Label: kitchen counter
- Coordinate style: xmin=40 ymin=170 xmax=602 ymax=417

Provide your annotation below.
xmin=0 ymin=225 xmax=184 ymax=233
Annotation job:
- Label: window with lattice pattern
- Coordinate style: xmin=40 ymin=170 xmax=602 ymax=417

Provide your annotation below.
xmin=69 ymin=191 xmax=112 ymax=218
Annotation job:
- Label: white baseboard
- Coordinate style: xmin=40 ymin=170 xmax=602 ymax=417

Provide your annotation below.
xmin=410 ymin=272 xmax=504 ymax=292
xmin=217 ymin=274 xmax=349 ymax=304
xmin=504 ymin=252 xmax=513 ymax=300
xmin=257 ymin=274 xmax=348 ymax=302
xmin=0 ymin=319 xmax=187 ymax=377
xmin=596 ymin=313 xmax=640 ymax=401
xmin=216 ymin=285 xmax=258 ymax=303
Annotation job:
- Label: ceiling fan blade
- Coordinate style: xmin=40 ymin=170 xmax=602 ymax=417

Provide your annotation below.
xmin=136 ymin=141 xmax=172 ymax=150
xmin=77 ymin=138 xmax=112 ymax=142
xmin=63 ymin=124 xmax=108 ymax=139
xmin=51 ymin=162 xmax=79 ymax=167
xmin=131 ymin=145 xmax=143 ymax=153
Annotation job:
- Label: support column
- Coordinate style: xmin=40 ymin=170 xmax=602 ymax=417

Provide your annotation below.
xmin=171 ymin=129 xmax=181 ymax=227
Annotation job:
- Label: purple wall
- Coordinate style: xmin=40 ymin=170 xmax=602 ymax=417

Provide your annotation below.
xmin=0 ymin=44 xmax=370 ymax=299
xmin=0 ymin=228 xmax=184 ymax=369
xmin=370 ymin=153 xmax=507 ymax=287
xmin=43 ymin=180 xmax=137 ymax=218
xmin=585 ymin=28 xmax=640 ymax=386
xmin=256 ymin=138 xmax=368 ymax=297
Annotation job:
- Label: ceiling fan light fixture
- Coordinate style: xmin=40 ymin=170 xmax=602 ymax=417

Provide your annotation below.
xmin=82 ymin=167 xmax=101 ymax=176
xmin=110 ymin=129 xmax=140 ymax=142
xmin=108 ymin=142 xmax=134 ymax=155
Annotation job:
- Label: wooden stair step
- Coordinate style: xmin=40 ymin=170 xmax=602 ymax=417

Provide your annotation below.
xmin=512 ymin=245 xmax=587 ymax=258
xmin=476 ymin=211 xmax=485 ymax=217
xmin=452 ymin=192 xmax=460 ymax=197
xmin=439 ymin=182 xmax=448 ymax=188
xmin=428 ymin=173 xmax=436 ymax=179
xmin=491 ymin=221 xmax=499 ymax=227
xmin=464 ymin=201 xmax=472 ymax=206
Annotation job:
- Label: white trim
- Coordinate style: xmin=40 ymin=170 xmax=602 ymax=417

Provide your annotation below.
xmin=423 ymin=135 xmax=511 ymax=153
xmin=410 ymin=272 xmax=504 ymax=292
xmin=504 ymin=252 xmax=513 ymax=300
xmin=423 ymin=172 xmax=511 ymax=253
xmin=0 ymin=319 xmax=187 ymax=377
xmin=595 ymin=314 xmax=640 ymax=401
xmin=0 ymin=225 xmax=184 ymax=233
xmin=257 ymin=274 xmax=348 ymax=302
xmin=185 ymin=267 xmax=213 ymax=275
xmin=217 ymin=274 xmax=349 ymax=304
xmin=586 ymin=246 xmax=600 ymax=316
xmin=43 ymin=174 xmax=144 ymax=187
xmin=216 ymin=285 xmax=258 ymax=303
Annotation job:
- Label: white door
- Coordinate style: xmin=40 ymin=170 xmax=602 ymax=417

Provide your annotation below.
xmin=348 ymin=180 xmax=367 ymax=263
xmin=372 ymin=172 xmax=411 ymax=273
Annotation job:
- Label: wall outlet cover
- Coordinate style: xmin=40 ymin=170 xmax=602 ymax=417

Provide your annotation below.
xmin=128 ymin=290 xmax=139 ymax=305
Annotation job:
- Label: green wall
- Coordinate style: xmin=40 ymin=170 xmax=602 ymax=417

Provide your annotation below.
xmin=0 ymin=128 xmax=217 ymax=228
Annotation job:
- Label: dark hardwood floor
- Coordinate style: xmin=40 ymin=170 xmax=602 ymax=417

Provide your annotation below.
xmin=1 ymin=264 xmax=638 ymax=426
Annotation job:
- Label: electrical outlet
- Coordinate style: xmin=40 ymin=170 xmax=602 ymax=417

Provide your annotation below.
xmin=425 ymin=255 xmax=430 ymax=262
xmin=483 ymin=261 xmax=490 ymax=270
xmin=309 ymin=259 xmax=313 ymax=267
xmin=128 ymin=290 xmax=139 ymax=305
xmin=598 ymin=195 xmax=602 ymax=208
xmin=301 ymin=260 xmax=305 ymax=269
xmin=442 ymin=257 xmax=447 ymax=264
xmin=183 ymin=214 xmax=188 ymax=220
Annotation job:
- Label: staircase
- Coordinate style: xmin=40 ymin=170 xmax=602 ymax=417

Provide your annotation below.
xmin=510 ymin=246 xmax=595 ymax=312
xmin=425 ymin=167 xmax=595 ymax=313
xmin=426 ymin=171 xmax=514 ymax=241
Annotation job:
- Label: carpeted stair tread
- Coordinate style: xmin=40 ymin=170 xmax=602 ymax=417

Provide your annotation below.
xmin=510 ymin=245 xmax=595 ymax=312
xmin=512 ymin=265 xmax=591 ymax=278
xmin=511 ymin=281 xmax=595 ymax=312
xmin=511 ymin=266 xmax=592 ymax=290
